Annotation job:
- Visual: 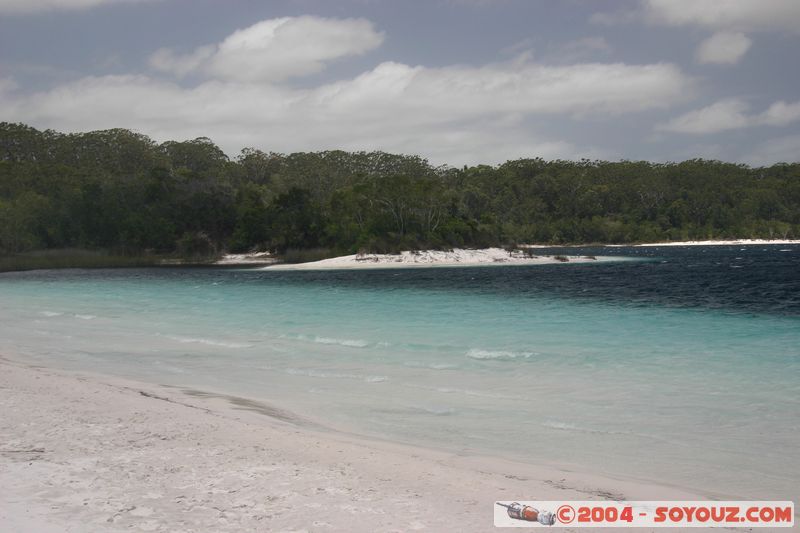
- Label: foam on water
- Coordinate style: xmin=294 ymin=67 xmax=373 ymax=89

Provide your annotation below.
xmin=285 ymin=367 xmax=388 ymax=383
xmin=163 ymin=335 xmax=255 ymax=349
xmin=300 ymin=335 xmax=371 ymax=348
xmin=402 ymin=361 xmax=457 ymax=370
xmin=465 ymin=348 xmax=535 ymax=360
xmin=415 ymin=385 xmax=529 ymax=401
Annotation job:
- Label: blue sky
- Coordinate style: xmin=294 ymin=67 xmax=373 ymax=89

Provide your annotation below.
xmin=1 ymin=0 xmax=799 ymax=165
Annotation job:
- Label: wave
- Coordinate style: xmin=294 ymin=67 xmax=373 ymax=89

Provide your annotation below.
xmin=402 ymin=361 xmax=458 ymax=370
xmin=374 ymin=405 xmax=456 ymax=416
xmin=285 ymin=334 xmax=371 ymax=348
xmin=285 ymin=367 xmax=387 ymax=383
xmin=39 ymin=311 xmax=97 ymax=320
xmin=438 ymin=387 xmax=528 ymax=401
xmin=434 ymin=387 xmax=526 ymax=401
xmin=402 ymin=383 xmax=529 ymax=401
xmin=465 ymin=348 xmax=535 ymax=360
xmin=164 ymin=335 xmax=254 ymax=349
xmin=540 ymin=420 xmax=684 ymax=446
xmin=541 ymin=420 xmax=581 ymax=431
xmin=402 ymin=341 xmax=465 ymax=353
xmin=313 ymin=336 xmax=370 ymax=348
xmin=419 ymin=406 xmax=456 ymax=416
xmin=541 ymin=420 xmax=633 ymax=437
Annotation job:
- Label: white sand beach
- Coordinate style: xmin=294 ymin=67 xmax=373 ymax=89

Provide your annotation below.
xmin=263 ymin=248 xmax=612 ymax=271
xmin=214 ymin=252 xmax=277 ymax=266
xmin=0 ymin=356 xmax=712 ymax=533
xmin=219 ymin=242 xmax=797 ymax=269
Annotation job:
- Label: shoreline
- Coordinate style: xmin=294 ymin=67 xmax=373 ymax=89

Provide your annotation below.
xmin=261 ymin=248 xmax=614 ymax=271
xmin=2 ymin=240 xmax=794 ymax=274
xmin=218 ymin=241 xmax=799 ymax=269
xmin=1 ymin=355 xmax=716 ymax=532
xmin=615 ymin=239 xmax=800 ymax=247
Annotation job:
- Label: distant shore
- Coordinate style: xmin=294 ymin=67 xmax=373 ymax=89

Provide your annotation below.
xmin=0 ymin=356 xmax=712 ymax=532
xmin=3 ymin=240 xmax=795 ymax=273
xmin=214 ymin=240 xmax=800 ymax=269
xmin=626 ymin=239 xmax=800 ymax=247
xmin=259 ymin=247 xmax=615 ymax=271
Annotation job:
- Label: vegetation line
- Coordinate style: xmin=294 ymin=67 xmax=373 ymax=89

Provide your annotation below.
xmin=1 ymin=122 xmax=797 ymax=271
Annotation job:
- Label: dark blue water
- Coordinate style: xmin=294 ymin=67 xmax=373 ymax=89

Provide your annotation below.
xmin=4 ymin=244 xmax=797 ymax=315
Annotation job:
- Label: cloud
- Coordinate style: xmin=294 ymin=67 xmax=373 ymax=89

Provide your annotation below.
xmin=759 ymin=101 xmax=800 ymax=127
xmin=695 ymin=32 xmax=751 ymax=65
xmin=643 ymin=1 xmax=799 ymax=69
xmin=642 ymin=0 xmax=800 ymax=33
xmin=657 ymin=99 xmax=750 ymax=134
xmin=592 ymin=0 xmax=800 ymax=32
xmin=149 ymin=16 xmax=385 ymax=83
xmin=0 ymin=0 xmax=155 ymax=14
xmin=320 ymin=60 xmax=689 ymax=117
xmin=658 ymin=99 xmax=800 ymax=134
xmin=149 ymin=46 xmax=216 ymax=78
xmin=1 ymin=55 xmax=691 ymax=165
xmin=743 ymin=135 xmax=800 ymax=166
xmin=592 ymin=0 xmax=798 ymax=63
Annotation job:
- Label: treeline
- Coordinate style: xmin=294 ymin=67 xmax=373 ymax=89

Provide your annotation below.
xmin=1 ymin=122 xmax=798 ymax=258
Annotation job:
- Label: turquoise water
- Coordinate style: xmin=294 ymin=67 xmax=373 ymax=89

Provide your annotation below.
xmin=0 ymin=245 xmax=798 ymax=501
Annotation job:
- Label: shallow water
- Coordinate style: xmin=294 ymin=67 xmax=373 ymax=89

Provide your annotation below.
xmin=1 ymin=245 xmax=798 ymax=501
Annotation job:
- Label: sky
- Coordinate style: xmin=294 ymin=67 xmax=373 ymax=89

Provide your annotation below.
xmin=1 ymin=0 xmax=799 ymax=166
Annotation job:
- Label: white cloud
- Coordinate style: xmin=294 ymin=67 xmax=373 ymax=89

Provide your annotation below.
xmin=743 ymin=135 xmax=800 ymax=166
xmin=758 ymin=101 xmax=800 ymax=127
xmin=657 ymin=99 xmax=750 ymax=134
xmin=320 ymin=60 xmax=689 ymax=117
xmin=150 ymin=16 xmax=385 ymax=83
xmin=1 ymin=56 xmax=690 ymax=165
xmin=0 ymin=0 xmax=154 ymax=14
xmin=642 ymin=0 xmax=800 ymax=33
xmin=695 ymin=32 xmax=751 ymax=65
xmin=658 ymin=99 xmax=800 ymax=134
xmin=592 ymin=0 xmax=799 ymax=64
xmin=149 ymin=46 xmax=215 ymax=78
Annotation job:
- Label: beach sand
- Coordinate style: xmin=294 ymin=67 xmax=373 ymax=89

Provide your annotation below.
xmin=263 ymin=248 xmax=611 ymax=271
xmin=0 ymin=356 xmax=711 ymax=532
xmin=214 ymin=252 xmax=277 ymax=266
xmin=218 ymin=242 xmax=798 ymax=269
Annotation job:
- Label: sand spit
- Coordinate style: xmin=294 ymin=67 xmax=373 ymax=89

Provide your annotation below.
xmin=263 ymin=248 xmax=615 ymax=271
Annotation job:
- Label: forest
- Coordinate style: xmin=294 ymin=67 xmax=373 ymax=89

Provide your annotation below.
xmin=1 ymin=122 xmax=798 ymax=262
